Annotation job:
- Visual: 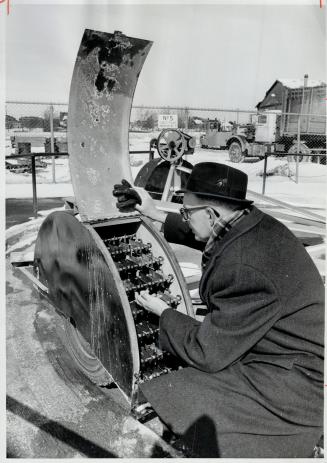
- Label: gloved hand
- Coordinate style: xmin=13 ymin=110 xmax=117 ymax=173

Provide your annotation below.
xmin=112 ymin=179 xmax=142 ymax=212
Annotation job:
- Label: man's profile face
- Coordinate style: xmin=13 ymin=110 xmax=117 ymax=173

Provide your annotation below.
xmin=183 ymin=192 xmax=213 ymax=242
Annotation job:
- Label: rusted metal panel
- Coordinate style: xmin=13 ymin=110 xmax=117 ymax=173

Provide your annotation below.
xmin=34 ymin=211 xmax=137 ymax=401
xmin=68 ymin=29 xmax=152 ymax=221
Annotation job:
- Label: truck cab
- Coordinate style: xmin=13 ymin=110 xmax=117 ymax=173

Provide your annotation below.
xmin=200 ymin=118 xmax=232 ymax=149
xmin=252 ymin=110 xmax=281 ymax=143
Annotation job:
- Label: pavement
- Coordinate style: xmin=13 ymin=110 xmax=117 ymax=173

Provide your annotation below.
xmin=6 ymin=198 xmax=64 ymax=229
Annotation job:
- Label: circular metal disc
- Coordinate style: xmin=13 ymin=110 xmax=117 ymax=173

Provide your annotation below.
xmin=62 ymin=317 xmax=114 ymax=387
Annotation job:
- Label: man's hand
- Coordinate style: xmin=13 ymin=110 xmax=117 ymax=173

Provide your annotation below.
xmin=135 ymin=290 xmax=169 ymax=317
xmin=113 ymin=179 xmax=142 ymax=213
xmin=113 ymin=179 xmax=167 ymax=223
xmin=134 ymin=188 xmax=167 ymax=223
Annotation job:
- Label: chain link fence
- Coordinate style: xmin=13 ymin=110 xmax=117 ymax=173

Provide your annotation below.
xmin=5 ymin=102 xmax=326 ymax=188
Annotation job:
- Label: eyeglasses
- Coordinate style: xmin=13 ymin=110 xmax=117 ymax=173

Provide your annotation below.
xmin=180 ymin=205 xmax=220 ymax=222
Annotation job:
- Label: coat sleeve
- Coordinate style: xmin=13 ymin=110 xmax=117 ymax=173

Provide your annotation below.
xmin=163 ymin=212 xmax=205 ymax=251
xmin=159 ymin=263 xmax=281 ymax=373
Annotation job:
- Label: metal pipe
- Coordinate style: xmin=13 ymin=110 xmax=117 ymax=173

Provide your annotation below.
xmin=50 ymin=104 xmax=56 ymax=183
xmin=295 ymin=74 xmax=308 ymax=184
xmin=262 ymin=154 xmax=268 ymax=195
xmin=6 ymin=152 xmax=68 ymax=159
xmin=5 ymin=101 xmax=326 ymax=119
xmin=6 ymin=150 xmax=150 ymax=160
xmin=161 ymin=164 xmax=176 ymax=202
xmin=6 ymin=100 xmax=68 ymax=105
xmin=31 ymin=156 xmax=38 ymax=219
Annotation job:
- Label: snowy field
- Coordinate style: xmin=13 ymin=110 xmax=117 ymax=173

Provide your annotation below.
xmin=5 ymin=131 xmax=326 ymax=211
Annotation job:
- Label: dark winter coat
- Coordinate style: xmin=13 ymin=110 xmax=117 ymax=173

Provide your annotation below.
xmin=140 ymin=206 xmax=324 ymax=458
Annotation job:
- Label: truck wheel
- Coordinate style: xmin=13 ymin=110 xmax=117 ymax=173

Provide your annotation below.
xmin=229 ymin=141 xmax=244 ymax=163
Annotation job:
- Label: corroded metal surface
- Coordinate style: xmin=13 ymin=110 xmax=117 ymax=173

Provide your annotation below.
xmin=33 ymin=211 xmax=137 ymax=400
xmin=68 ymin=29 xmax=152 ymax=221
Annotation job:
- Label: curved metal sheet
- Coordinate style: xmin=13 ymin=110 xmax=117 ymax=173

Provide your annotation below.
xmin=68 ymin=29 xmax=152 ymax=221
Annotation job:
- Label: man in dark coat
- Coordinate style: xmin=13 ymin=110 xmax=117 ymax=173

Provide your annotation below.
xmin=113 ymin=163 xmax=324 ymax=458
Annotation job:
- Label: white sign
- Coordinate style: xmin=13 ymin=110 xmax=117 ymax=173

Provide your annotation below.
xmin=158 ymin=114 xmax=178 ymax=129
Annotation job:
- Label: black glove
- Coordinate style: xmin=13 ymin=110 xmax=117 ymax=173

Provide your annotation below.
xmin=112 ymin=179 xmax=142 ymax=212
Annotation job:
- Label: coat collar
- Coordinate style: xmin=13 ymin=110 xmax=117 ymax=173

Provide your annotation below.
xmin=199 ymin=206 xmax=265 ymax=301
xmin=211 ymin=206 xmax=264 ymax=255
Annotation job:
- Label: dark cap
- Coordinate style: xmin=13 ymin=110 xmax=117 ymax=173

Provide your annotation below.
xmin=178 ymin=162 xmax=253 ymax=206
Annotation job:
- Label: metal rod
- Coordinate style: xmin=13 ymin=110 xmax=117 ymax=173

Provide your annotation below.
xmin=6 ymin=152 xmax=68 ymax=159
xmin=161 ymin=164 xmax=176 ymax=202
xmin=31 ymin=156 xmax=38 ymax=219
xmin=295 ymin=117 xmax=300 ymax=184
xmin=6 ymin=150 xmax=150 ymax=160
xmin=262 ymin=154 xmax=268 ymax=195
xmin=50 ymin=104 xmax=56 ymax=183
xmin=129 ymin=150 xmax=154 ymax=154
xmin=248 ymin=189 xmax=325 ymax=222
xmin=6 ymin=101 xmax=325 ymax=118
xmin=18 ymin=267 xmax=49 ymax=294
xmin=7 ymin=150 xmax=323 ymax=161
xmin=295 ymin=75 xmax=308 ymax=184
xmin=6 ymin=100 xmax=67 ymax=105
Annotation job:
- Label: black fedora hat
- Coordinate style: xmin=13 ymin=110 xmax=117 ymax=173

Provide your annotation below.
xmin=178 ymin=162 xmax=253 ymax=206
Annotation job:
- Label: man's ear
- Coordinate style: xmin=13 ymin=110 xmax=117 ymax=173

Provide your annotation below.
xmin=206 ymin=208 xmax=216 ymax=226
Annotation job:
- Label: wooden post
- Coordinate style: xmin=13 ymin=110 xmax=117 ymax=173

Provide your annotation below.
xmin=50 ymin=104 xmax=56 ymax=183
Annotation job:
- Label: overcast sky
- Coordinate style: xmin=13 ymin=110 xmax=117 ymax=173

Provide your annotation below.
xmin=5 ymin=2 xmax=326 ymax=111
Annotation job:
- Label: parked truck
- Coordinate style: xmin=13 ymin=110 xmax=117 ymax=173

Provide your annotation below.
xmin=200 ymin=84 xmax=326 ymax=163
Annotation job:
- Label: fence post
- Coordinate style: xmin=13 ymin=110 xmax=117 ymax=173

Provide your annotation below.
xmin=295 ymin=114 xmax=300 ymax=184
xmin=185 ymin=108 xmax=189 ymax=129
xmin=50 ymin=104 xmax=56 ymax=183
xmin=31 ymin=156 xmax=38 ymax=218
xmin=295 ymin=75 xmax=307 ymax=184
xmin=262 ymin=153 xmax=268 ymax=195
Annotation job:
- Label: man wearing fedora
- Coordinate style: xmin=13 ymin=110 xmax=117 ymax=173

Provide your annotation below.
xmin=113 ymin=162 xmax=324 ymax=458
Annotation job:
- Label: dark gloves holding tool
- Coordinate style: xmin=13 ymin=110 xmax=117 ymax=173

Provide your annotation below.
xmin=113 ymin=179 xmax=167 ymax=223
xmin=112 ymin=179 xmax=142 ymax=212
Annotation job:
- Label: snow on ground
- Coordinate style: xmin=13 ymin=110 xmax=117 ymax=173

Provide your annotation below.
xmin=5 ymin=131 xmax=326 ymax=211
